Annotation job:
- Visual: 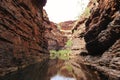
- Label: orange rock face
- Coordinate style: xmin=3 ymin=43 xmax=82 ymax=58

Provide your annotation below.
xmin=44 ymin=21 xmax=67 ymax=50
xmin=59 ymin=21 xmax=76 ymax=30
xmin=0 ymin=0 xmax=48 ymax=75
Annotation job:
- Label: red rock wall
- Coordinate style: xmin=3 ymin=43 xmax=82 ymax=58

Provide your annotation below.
xmin=84 ymin=0 xmax=120 ymax=55
xmin=44 ymin=22 xmax=67 ymax=50
xmin=83 ymin=0 xmax=120 ymax=79
xmin=59 ymin=21 xmax=76 ymax=30
xmin=0 ymin=0 xmax=48 ymax=75
xmin=42 ymin=9 xmax=67 ymax=50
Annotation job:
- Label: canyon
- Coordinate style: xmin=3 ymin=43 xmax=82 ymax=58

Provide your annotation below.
xmin=0 ymin=0 xmax=120 ymax=80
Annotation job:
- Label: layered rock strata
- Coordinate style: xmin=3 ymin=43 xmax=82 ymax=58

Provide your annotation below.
xmin=0 ymin=0 xmax=48 ymax=76
xmin=83 ymin=0 xmax=120 ymax=79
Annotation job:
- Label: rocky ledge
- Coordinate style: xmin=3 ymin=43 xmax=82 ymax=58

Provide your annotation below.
xmin=83 ymin=0 xmax=120 ymax=79
xmin=70 ymin=0 xmax=120 ymax=79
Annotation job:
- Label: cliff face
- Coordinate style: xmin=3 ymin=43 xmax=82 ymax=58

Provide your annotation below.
xmin=83 ymin=0 xmax=120 ymax=79
xmin=42 ymin=9 xmax=67 ymax=50
xmin=44 ymin=21 xmax=67 ymax=50
xmin=71 ymin=0 xmax=120 ymax=79
xmin=85 ymin=0 xmax=120 ymax=55
xmin=72 ymin=0 xmax=97 ymax=38
xmin=59 ymin=21 xmax=76 ymax=30
xmin=0 ymin=0 xmax=48 ymax=76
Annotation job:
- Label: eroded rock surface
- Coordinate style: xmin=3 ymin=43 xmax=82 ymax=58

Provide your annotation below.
xmin=84 ymin=0 xmax=120 ymax=55
xmin=83 ymin=0 xmax=120 ymax=79
xmin=44 ymin=21 xmax=67 ymax=50
xmin=59 ymin=21 xmax=75 ymax=31
xmin=71 ymin=0 xmax=120 ymax=79
xmin=0 ymin=0 xmax=48 ymax=76
xmin=42 ymin=11 xmax=67 ymax=50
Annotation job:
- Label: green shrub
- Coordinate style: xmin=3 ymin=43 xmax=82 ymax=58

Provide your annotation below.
xmin=58 ymin=50 xmax=71 ymax=60
xmin=93 ymin=0 xmax=97 ymax=3
xmin=84 ymin=7 xmax=90 ymax=17
xmin=66 ymin=39 xmax=73 ymax=47
xmin=50 ymin=50 xmax=58 ymax=59
xmin=50 ymin=49 xmax=71 ymax=60
xmin=65 ymin=64 xmax=73 ymax=72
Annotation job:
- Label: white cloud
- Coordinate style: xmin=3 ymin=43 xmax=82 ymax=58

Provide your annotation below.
xmin=44 ymin=0 xmax=89 ymax=23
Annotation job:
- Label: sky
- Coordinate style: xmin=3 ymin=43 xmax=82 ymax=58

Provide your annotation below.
xmin=44 ymin=0 xmax=89 ymax=23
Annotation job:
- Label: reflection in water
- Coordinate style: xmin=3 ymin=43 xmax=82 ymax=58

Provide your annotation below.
xmin=0 ymin=59 xmax=101 ymax=80
xmin=51 ymin=74 xmax=76 ymax=80
xmin=0 ymin=59 xmax=49 ymax=80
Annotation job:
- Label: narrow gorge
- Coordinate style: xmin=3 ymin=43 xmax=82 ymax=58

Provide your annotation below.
xmin=0 ymin=0 xmax=120 ymax=80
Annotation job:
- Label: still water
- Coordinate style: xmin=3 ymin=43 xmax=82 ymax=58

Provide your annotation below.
xmin=0 ymin=59 xmax=101 ymax=80
xmin=51 ymin=74 xmax=76 ymax=80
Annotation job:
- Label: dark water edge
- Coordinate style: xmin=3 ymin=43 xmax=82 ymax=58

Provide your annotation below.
xmin=0 ymin=59 xmax=49 ymax=80
xmin=0 ymin=59 xmax=103 ymax=80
